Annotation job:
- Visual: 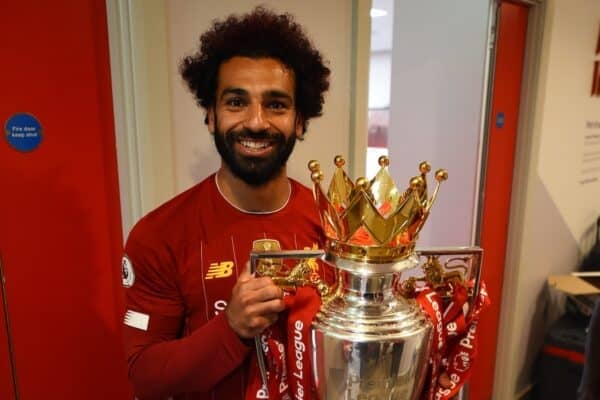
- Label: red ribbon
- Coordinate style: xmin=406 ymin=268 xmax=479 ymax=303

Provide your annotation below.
xmin=246 ymin=286 xmax=321 ymax=400
xmin=416 ymin=288 xmax=445 ymax=400
xmin=416 ymin=281 xmax=490 ymax=400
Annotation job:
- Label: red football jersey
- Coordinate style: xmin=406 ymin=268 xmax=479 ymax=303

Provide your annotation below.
xmin=122 ymin=174 xmax=324 ymax=400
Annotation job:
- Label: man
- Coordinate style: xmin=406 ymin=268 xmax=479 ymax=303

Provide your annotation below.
xmin=122 ymin=7 xmax=330 ymax=399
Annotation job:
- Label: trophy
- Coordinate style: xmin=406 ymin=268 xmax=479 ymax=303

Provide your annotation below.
xmin=251 ymin=156 xmax=484 ymax=400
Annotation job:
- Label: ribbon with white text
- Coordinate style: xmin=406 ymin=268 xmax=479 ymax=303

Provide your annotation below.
xmin=417 ymin=281 xmax=490 ymax=400
xmin=245 ymin=286 xmax=320 ymax=400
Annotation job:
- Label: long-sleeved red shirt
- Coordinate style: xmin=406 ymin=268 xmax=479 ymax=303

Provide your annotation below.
xmin=122 ymin=174 xmax=323 ymax=399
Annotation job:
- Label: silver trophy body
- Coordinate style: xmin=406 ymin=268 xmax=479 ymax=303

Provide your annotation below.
xmin=311 ymin=254 xmax=432 ymax=400
xmin=250 ymin=248 xmax=433 ymax=400
xmin=251 ymin=245 xmax=483 ymax=400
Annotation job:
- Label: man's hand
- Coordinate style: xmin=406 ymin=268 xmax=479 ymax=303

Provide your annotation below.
xmin=225 ymin=262 xmax=285 ymax=339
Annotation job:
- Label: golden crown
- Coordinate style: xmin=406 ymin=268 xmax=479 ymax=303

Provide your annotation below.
xmin=308 ymin=155 xmax=448 ymax=262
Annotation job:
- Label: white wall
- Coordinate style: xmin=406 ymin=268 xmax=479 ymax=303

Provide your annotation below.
xmin=387 ymin=0 xmax=491 ymax=246
xmin=106 ymin=0 xmax=176 ymax=234
xmin=165 ymin=0 xmax=354 ymax=192
xmin=368 ymin=52 xmax=392 ymax=109
xmin=495 ymin=0 xmax=600 ymax=397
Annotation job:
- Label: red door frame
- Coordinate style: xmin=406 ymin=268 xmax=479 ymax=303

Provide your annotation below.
xmin=470 ymin=1 xmax=530 ymax=399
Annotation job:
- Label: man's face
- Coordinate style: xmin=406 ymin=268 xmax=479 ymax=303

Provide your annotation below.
xmin=208 ymin=56 xmax=303 ymax=186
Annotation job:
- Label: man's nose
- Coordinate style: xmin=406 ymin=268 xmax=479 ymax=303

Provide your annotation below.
xmin=244 ymin=103 xmax=270 ymax=131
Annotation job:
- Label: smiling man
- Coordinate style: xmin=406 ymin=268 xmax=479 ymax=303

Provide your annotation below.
xmin=121 ymin=7 xmax=330 ymax=400
xmin=210 ymin=56 xmax=302 ymax=210
xmin=212 ymin=57 xmax=300 ymax=180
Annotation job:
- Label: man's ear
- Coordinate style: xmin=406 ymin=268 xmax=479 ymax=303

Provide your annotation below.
xmin=295 ymin=115 xmax=305 ymax=139
xmin=207 ymin=107 xmax=215 ymax=134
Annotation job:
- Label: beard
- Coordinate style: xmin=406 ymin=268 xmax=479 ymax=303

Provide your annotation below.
xmin=213 ymin=124 xmax=297 ymax=187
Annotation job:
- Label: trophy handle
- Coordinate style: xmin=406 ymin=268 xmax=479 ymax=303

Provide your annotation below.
xmin=401 ymin=247 xmax=484 ymax=319
xmin=249 ymin=241 xmax=327 ymax=390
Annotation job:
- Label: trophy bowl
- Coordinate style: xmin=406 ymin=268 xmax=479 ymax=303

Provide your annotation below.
xmin=311 ymin=254 xmax=432 ymax=400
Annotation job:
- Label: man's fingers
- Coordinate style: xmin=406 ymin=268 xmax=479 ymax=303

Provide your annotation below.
xmin=244 ymin=313 xmax=280 ymax=336
xmin=226 ymin=264 xmax=285 ymax=339
xmin=244 ymin=280 xmax=283 ymax=299
xmin=238 ymin=261 xmax=253 ymax=281
xmin=240 ymin=276 xmax=282 ymax=293
xmin=248 ymin=298 xmax=286 ymax=315
xmin=237 ymin=290 xmax=285 ymax=313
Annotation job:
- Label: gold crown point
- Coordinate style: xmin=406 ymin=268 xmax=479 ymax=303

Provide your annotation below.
xmin=334 ymin=155 xmax=345 ymax=168
xmin=419 ymin=161 xmax=431 ymax=174
xmin=308 ymin=160 xmax=321 ymax=172
xmin=378 ymin=156 xmax=390 ymax=167
xmin=311 ymin=171 xmax=324 ymax=183
xmin=410 ymin=176 xmax=425 ymax=190
xmin=435 ymin=169 xmax=448 ymax=182
xmin=355 ymin=177 xmax=369 ymax=190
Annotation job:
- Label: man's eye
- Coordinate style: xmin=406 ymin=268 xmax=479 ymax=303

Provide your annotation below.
xmin=226 ymin=98 xmax=245 ymax=107
xmin=268 ymin=101 xmax=287 ymax=110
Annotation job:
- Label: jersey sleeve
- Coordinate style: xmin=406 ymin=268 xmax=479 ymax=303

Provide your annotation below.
xmin=122 ymin=219 xmax=252 ymax=399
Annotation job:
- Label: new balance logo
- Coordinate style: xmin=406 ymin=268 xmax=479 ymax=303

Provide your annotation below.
xmin=205 ymin=261 xmax=234 ymax=279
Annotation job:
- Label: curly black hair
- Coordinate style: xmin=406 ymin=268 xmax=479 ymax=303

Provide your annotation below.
xmin=180 ymin=6 xmax=330 ymax=132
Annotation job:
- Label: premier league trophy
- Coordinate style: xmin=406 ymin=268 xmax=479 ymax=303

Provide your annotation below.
xmin=250 ymin=156 xmax=485 ymax=400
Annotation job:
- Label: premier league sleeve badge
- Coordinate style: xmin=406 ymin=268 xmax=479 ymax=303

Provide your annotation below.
xmin=121 ymin=255 xmax=135 ymax=288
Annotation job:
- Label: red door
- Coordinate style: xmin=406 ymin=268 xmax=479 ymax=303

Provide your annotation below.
xmin=0 ymin=1 xmax=130 ymax=398
xmin=471 ymin=2 xmax=529 ymax=399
